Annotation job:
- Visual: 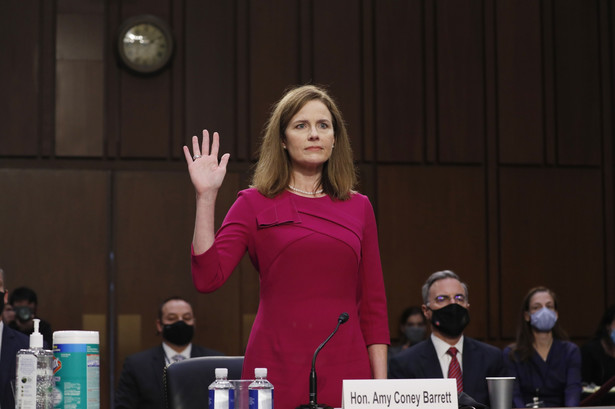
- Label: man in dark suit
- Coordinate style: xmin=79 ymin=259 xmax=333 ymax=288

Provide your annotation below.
xmin=114 ymin=296 xmax=223 ymax=409
xmin=389 ymin=270 xmax=505 ymax=407
xmin=0 ymin=268 xmax=30 ymax=409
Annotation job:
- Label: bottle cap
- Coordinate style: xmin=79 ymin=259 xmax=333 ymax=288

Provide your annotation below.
xmin=29 ymin=318 xmax=43 ymax=348
xmin=254 ymin=367 xmax=267 ymax=378
xmin=215 ymin=368 xmax=228 ymax=378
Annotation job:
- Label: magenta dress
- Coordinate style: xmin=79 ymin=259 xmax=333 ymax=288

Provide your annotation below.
xmin=192 ymin=188 xmax=390 ymax=409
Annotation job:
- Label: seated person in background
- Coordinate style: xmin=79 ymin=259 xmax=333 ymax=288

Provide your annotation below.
xmin=4 ymin=286 xmax=53 ymax=348
xmin=115 ymin=296 xmax=224 ymax=409
xmin=503 ymin=286 xmax=581 ymax=408
xmin=388 ymin=306 xmax=428 ymax=358
xmin=389 ymin=270 xmax=506 ymax=407
xmin=580 ymin=303 xmax=615 ymax=405
xmin=0 ymin=268 xmax=30 ymax=409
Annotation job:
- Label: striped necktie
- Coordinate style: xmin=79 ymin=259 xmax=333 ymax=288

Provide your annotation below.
xmin=447 ymin=347 xmax=463 ymax=393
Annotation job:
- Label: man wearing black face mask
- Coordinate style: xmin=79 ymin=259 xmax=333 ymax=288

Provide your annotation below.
xmin=0 ymin=268 xmax=30 ymax=409
xmin=115 ymin=296 xmax=223 ymax=409
xmin=389 ymin=270 xmax=506 ymax=407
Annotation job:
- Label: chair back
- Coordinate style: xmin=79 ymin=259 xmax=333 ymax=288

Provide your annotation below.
xmin=164 ymin=355 xmax=244 ymax=409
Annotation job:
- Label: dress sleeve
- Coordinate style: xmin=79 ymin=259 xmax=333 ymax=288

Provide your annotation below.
xmin=564 ymin=342 xmax=582 ymax=407
xmin=357 ymin=195 xmax=390 ymax=346
xmin=191 ymin=191 xmax=255 ymax=293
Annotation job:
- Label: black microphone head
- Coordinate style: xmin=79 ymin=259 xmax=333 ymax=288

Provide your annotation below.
xmin=339 ymin=312 xmax=349 ymax=324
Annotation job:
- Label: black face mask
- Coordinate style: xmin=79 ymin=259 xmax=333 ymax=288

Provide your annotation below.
xmin=0 ymin=291 xmax=4 ymax=314
xmin=162 ymin=321 xmax=194 ymax=346
xmin=429 ymin=303 xmax=470 ymax=338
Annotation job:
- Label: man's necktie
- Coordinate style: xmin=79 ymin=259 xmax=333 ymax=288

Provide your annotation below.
xmin=172 ymin=354 xmax=186 ymax=363
xmin=447 ymin=347 xmax=463 ymax=393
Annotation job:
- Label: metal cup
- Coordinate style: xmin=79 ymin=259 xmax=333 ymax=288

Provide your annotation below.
xmin=486 ymin=376 xmax=515 ymax=409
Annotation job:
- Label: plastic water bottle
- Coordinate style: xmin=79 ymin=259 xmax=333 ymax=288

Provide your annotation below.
xmin=208 ymin=368 xmax=235 ymax=409
xmin=248 ymin=368 xmax=273 ymax=409
xmin=15 ymin=319 xmax=54 ymax=409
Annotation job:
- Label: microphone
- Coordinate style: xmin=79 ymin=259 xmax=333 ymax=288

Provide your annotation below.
xmin=296 ymin=313 xmax=350 ymax=409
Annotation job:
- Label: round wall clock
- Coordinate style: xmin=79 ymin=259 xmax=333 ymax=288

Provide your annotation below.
xmin=117 ymin=14 xmax=174 ymax=74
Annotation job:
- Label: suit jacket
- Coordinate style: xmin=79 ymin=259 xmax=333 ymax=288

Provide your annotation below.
xmin=389 ymin=336 xmax=506 ymax=406
xmin=0 ymin=324 xmax=30 ymax=409
xmin=114 ymin=344 xmax=224 ymax=409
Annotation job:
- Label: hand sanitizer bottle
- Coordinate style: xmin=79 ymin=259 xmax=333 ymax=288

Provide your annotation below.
xmin=15 ymin=318 xmax=55 ymax=409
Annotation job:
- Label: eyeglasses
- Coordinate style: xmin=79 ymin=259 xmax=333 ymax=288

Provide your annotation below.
xmin=430 ymin=294 xmax=467 ymax=305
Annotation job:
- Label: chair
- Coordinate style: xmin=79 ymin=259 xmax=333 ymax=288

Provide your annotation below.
xmin=164 ymin=355 xmax=244 ymax=409
xmin=580 ymin=374 xmax=615 ymax=406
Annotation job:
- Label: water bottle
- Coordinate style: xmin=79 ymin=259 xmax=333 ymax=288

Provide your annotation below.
xmin=15 ymin=319 xmax=54 ymax=409
xmin=248 ymin=368 xmax=273 ymax=409
xmin=208 ymin=368 xmax=235 ymax=409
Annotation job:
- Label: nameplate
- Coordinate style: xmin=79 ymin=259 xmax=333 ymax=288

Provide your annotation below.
xmin=342 ymin=379 xmax=458 ymax=409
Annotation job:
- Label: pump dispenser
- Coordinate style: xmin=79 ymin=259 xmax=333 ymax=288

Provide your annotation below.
xmin=15 ymin=318 xmax=55 ymax=409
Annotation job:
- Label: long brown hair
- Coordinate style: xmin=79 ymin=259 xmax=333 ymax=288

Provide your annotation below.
xmin=251 ymin=84 xmax=357 ymax=200
xmin=509 ymin=286 xmax=569 ymax=362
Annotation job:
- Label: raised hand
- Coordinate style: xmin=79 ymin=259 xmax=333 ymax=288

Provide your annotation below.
xmin=183 ymin=130 xmax=230 ymax=195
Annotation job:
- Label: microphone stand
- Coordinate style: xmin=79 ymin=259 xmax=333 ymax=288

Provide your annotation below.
xmin=296 ymin=313 xmax=349 ymax=409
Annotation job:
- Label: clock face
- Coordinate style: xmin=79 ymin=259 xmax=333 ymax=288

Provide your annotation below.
xmin=118 ymin=15 xmax=174 ymax=74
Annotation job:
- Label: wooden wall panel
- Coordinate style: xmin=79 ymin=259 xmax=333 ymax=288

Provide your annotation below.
xmin=113 ymin=170 xmax=253 ymax=375
xmin=497 ymin=0 xmax=544 ymax=164
xmin=499 ymin=168 xmax=604 ymax=339
xmin=313 ymin=0 xmax=363 ymax=160
xmin=249 ymin=1 xmax=300 ymax=154
xmin=0 ymin=169 xmax=109 ymax=408
xmin=553 ymin=1 xmax=601 ymax=166
xmin=436 ymin=0 xmax=485 ymax=164
xmin=185 ymin=1 xmax=236 ymax=159
xmin=375 ymin=1 xmax=424 ymax=163
xmin=0 ymin=1 xmax=40 ymax=156
xmin=378 ymin=165 xmax=489 ymax=339
xmin=119 ymin=74 xmax=172 ymax=158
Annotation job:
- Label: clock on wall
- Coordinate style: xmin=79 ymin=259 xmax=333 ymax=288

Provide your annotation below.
xmin=117 ymin=14 xmax=174 ymax=74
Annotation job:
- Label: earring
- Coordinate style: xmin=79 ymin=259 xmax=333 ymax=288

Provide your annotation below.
xmin=282 ymin=144 xmax=287 ymax=149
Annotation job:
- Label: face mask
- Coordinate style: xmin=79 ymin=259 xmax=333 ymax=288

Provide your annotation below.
xmin=530 ymin=307 xmax=558 ymax=331
xmin=404 ymin=326 xmax=426 ymax=345
xmin=0 ymin=291 xmax=4 ymax=314
xmin=430 ymin=303 xmax=470 ymax=338
xmin=609 ymin=329 xmax=615 ymax=345
xmin=162 ymin=321 xmax=194 ymax=346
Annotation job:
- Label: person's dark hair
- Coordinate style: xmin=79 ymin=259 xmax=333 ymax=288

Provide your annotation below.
xmin=9 ymin=286 xmax=38 ymax=306
xmin=593 ymin=303 xmax=615 ymax=344
xmin=421 ymin=270 xmax=469 ymax=305
xmin=251 ymin=84 xmax=357 ymax=200
xmin=510 ymin=286 xmax=568 ymax=362
xmin=157 ymin=296 xmax=191 ymax=321
xmin=397 ymin=306 xmax=427 ymax=341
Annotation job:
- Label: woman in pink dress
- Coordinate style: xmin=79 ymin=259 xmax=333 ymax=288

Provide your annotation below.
xmin=183 ymin=85 xmax=389 ymax=408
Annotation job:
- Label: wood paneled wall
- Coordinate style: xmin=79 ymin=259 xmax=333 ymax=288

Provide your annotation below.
xmin=1 ymin=0 xmax=613 ymax=405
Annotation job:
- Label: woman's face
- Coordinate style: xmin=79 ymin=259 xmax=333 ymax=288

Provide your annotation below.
xmin=524 ymin=291 xmax=557 ymax=322
xmin=283 ymin=100 xmax=335 ymax=173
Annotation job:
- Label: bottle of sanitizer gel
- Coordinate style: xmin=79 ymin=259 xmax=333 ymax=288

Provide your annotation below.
xmin=15 ymin=318 xmax=55 ymax=409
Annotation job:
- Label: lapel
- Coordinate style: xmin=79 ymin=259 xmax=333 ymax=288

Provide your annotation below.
xmin=462 ymin=337 xmax=479 ymax=390
xmin=0 ymin=328 xmax=10 ymax=394
xmin=152 ymin=345 xmax=167 ymax=390
xmin=421 ymin=338 xmax=445 ymax=378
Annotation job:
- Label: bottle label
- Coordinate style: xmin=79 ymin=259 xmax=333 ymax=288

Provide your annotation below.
xmin=209 ymin=389 xmax=235 ymax=409
xmin=53 ymin=343 xmax=100 ymax=409
xmin=249 ymin=389 xmax=273 ymax=409
xmin=16 ymin=354 xmax=38 ymax=409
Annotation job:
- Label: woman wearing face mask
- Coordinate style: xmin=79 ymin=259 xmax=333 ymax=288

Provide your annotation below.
xmin=503 ymin=286 xmax=582 ymax=407
xmin=580 ymin=304 xmax=615 ymax=405
xmin=389 ymin=306 xmax=428 ymax=358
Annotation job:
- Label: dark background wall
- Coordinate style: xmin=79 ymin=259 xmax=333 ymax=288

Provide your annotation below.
xmin=1 ymin=0 xmax=614 ymax=407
